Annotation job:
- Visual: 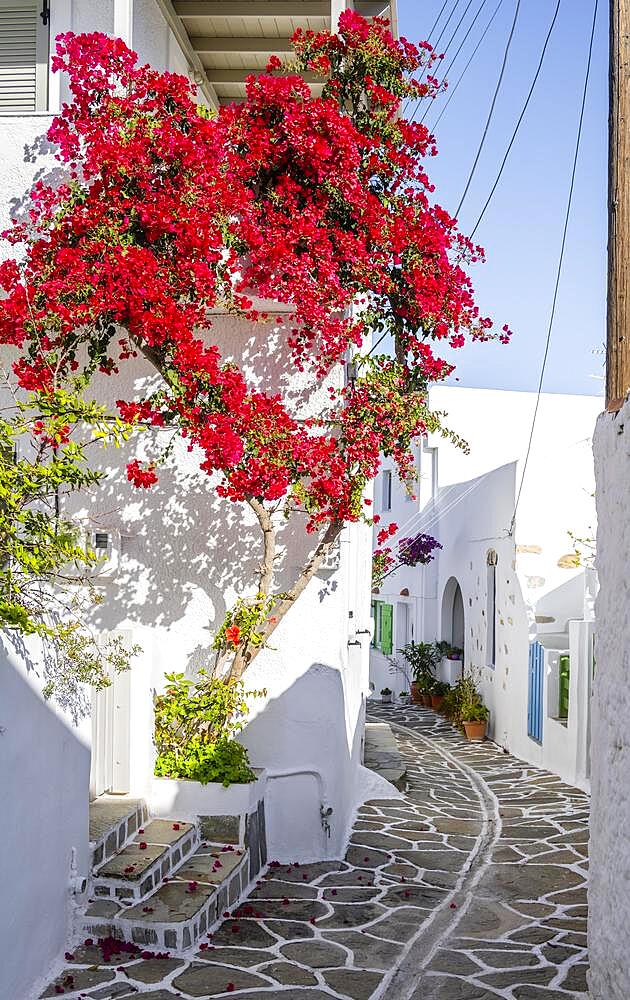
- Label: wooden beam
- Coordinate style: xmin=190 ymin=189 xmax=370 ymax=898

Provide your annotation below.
xmin=355 ymin=1 xmax=392 ymax=16
xmin=206 ymin=68 xmax=319 ymax=83
xmin=192 ymin=36 xmax=294 ymax=53
xmin=607 ymin=0 xmax=630 ymax=407
xmin=152 ymin=0 xmax=220 ymax=109
xmin=174 ymin=1 xmax=328 ymax=15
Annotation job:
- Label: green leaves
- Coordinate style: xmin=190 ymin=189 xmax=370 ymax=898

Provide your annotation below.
xmin=0 ymin=392 xmax=141 ymax=718
xmin=153 ymin=670 xmax=262 ymax=786
xmin=154 ymin=736 xmax=255 ymax=787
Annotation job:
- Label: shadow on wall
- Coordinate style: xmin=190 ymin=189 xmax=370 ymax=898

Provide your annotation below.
xmin=534 ymin=573 xmax=586 ymax=635
xmin=0 ymin=639 xmax=90 ymax=1000
xmin=65 ymin=313 xmax=342 ymax=674
xmin=238 ymin=661 xmax=365 ymax=863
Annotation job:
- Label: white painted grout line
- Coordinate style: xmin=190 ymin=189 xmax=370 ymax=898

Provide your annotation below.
xmin=372 ymin=717 xmax=503 ymax=1000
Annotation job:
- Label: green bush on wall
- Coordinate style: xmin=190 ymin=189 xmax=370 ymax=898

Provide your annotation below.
xmin=154 ymin=736 xmax=255 ymax=787
xmin=153 ymin=670 xmax=264 ymax=786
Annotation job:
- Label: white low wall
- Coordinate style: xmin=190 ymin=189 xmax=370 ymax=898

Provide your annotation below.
xmin=0 ymin=640 xmax=90 ymax=1000
xmin=589 ymin=402 xmax=630 ymax=1000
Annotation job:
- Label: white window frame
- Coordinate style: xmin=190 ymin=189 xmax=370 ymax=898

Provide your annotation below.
xmin=486 ymin=550 xmax=498 ymax=668
xmin=382 ymin=469 xmax=392 ymax=512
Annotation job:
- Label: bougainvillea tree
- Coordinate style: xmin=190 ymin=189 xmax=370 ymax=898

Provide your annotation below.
xmin=0 ymin=13 xmax=508 ymax=681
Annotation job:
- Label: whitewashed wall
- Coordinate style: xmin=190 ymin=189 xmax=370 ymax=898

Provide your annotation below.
xmin=370 ymin=387 xmax=600 ymax=789
xmin=0 ymin=639 xmax=90 ymax=1000
xmin=589 ymin=400 xmax=630 ymax=999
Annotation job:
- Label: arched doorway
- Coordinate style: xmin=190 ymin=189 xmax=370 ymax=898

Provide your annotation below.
xmin=441 ymin=576 xmax=465 ymax=652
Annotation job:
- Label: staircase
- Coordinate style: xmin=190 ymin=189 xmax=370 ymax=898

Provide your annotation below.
xmin=83 ymin=796 xmax=261 ymax=952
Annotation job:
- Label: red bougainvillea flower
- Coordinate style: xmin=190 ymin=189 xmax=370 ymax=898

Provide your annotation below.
xmin=126 ymin=460 xmax=158 ymax=489
xmin=225 ymin=625 xmax=241 ymax=648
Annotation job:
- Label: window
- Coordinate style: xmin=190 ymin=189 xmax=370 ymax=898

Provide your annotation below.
xmin=486 ymin=550 xmax=498 ymax=667
xmin=0 ymin=1 xmax=49 ymax=113
xmin=382 ymin=470 xmax=392 ymax=512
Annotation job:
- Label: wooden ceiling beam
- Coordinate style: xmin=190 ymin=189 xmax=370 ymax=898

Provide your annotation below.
xmin=175 ymin=1 xmax=328 ymax=16
xmin=206 ymin=67 xmax=319 ymax=83
xmin=192 ymin=36 xmax=294 ymax=53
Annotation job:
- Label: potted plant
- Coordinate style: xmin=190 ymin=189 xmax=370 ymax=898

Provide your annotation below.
xmin=435 ymin=641 xmax=464 ymax=685
xmin=430 ymin=680 xmax=450 ymax=711
xmin=380 ymin=687 xmax=393 ymax=704
xmin=398 ymin=690 xmax=410 ymax=705
xmin=400 ymin=641 xmax=440 ymax=705
xmin=457 ymin=675 xmax=489 ymax=741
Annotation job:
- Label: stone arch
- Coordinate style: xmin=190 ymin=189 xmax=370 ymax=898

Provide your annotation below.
xmin=441 ymin=576 xmax=465 ymax=651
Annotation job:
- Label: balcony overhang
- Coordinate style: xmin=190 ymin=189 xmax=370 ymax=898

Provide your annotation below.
xmin=161 ymin=0 xmax=397 ymax=109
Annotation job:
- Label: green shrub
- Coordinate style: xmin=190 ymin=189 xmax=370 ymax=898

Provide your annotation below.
xmin=432 ymin=680 xmax=451 ymax=696
xmin=400 ymin=641 xmax=440 ymax=690
xmin=442 ymin=673 xmax=488 ymax=726
xmin=153 ymin=670 xmax=264 ymax=786
xmin=155 ymin=736 xmax=255 ymax=787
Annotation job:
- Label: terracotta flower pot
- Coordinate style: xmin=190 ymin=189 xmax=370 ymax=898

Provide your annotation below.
xmin=411 ymin=682 xmax=423 ymax=704
xmin=422 ymin=693 xmax=432 ymax=707
xmin=430 ymin=694 xmax=444 ymax=711
xmin=463 ymin=720 xmax=487 ymax=741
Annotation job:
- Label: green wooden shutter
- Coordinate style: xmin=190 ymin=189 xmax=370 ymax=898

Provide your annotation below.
xmin=558 ymin=655 xmax=570 ymax=720
xmin=381 ymin=604 xmax=393 ymax=655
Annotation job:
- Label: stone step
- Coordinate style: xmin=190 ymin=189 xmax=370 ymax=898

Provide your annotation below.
xmin=364 ymin=721 xmax=407 ymax=790
xmin=89 ymin=796 xmax=149 ymax=870
xmin=81 ymin=843 xmax=249 ymax=951
xmin=93 ymin=819 xmax=198 ymax=904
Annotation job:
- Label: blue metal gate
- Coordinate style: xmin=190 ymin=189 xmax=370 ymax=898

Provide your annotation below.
xmin=528 ymin=641 xmax=544 ymax=743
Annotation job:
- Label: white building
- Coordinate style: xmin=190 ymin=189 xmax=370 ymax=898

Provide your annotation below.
xmin=0 ymin=3 xmax=394 ymax=997
xmin=370 ymin=385 xmax=600 ymax=792
xmin=589 ymin=399 xmax=630 ymax=999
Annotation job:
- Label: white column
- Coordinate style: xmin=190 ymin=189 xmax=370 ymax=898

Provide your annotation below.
xmin=331 ymin=0 xmax=352 ymax=32
xmin=114 ymin=0 xmax=134 ymax=46
xmin=47 ymin=0 xmax=72 ymax=112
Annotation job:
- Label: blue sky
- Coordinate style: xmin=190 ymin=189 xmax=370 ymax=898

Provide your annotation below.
xmin=397 ymin=0 xmax=607 ymax=396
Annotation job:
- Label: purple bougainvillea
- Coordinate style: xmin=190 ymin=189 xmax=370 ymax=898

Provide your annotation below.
xmin=398 ymin=533 xmax=442 ymax=566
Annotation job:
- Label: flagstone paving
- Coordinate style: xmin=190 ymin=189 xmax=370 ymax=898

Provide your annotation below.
xmin=42 ymin=706 xmax=589 ymax=1000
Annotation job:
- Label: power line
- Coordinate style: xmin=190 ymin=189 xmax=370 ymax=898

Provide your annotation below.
xmin=420 ymin=0 xmax=492 ymax=126
xmin=404 ymin=0 xmax=464 ymax=118
xmin=454 ymin=0 xmax=522 ymax=219
xmin=427 ymin=0 xmax=452 ymax=44
xmin=428 ymin=0 xmax=506 ymax=133
xmin=433 ymin=0 xmax=465 ymax=52
xmin=409 ymin=0 xmax=482 ymax=125
xmin=510 ymin=0 xmax=599 ymax=535
xmin=470 ymin=0 xmax=562 ymax=238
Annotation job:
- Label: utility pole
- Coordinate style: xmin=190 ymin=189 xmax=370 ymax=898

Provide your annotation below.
xmin=607 ymin=0 xmax=630 ymax=409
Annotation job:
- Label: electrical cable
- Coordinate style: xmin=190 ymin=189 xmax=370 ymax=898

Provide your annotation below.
xmin=419 ymin=0 xmax=492 ymax=125
xmin=429 ymin=0 xmax=506 ymax=133
xmin=510 ymin=0 xmax=599 ymax=534
xmin=403 ymin=0 xmax=464 ymax=117
xmin=433 ymin=0 xmax=465 ymax=52
xmin=408 ymin=0 xmax=479 ymax=124
xmin=454 ymin=0 xmax=522 ymax=218
xmin=427 ymin=0 xmax=452 ymax=44
xmin=469 ymin=0 xmax=562 ymax=238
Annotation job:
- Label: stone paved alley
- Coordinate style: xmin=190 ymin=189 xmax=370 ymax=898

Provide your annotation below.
xmin=43 ymin=707 xmax=589 ymax=1000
